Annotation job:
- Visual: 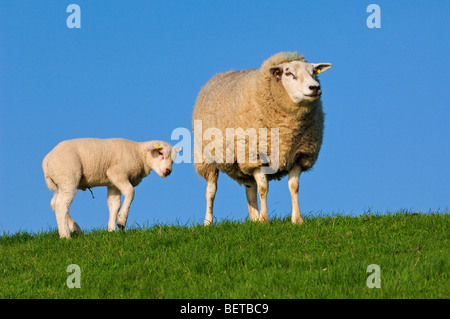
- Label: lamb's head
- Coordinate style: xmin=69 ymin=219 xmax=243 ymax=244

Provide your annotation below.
xmin=146 ymin=141 xmax=182 ymax=178
xmin=269 ymin=61 xmax=332 ymax=104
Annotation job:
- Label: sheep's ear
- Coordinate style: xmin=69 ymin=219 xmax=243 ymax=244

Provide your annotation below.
xmin=269 ymin=65 xmax=283 ymax=79
xmin=312 ymin=63 xmax=332 ymax=75
xmin=174 ymin=147 xmax=182 ymax=153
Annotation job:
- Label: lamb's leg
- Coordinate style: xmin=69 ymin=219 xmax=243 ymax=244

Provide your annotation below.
xmin=106 ymin=171 xmax=135 ymax=230
xmin=288 ymin=165 xmax=303 ymax=224
xmin=68 ymin=215 xmax=82 ymax=234
xmin=244 ymin=181 xmax=259 ymax=222
xmin=51 ymin=188 xmax=80 ymax=233
xmin=107 ymin=186 xmax=121 ymax=232
xmin=113 ymin=181 xmax=134 ymax=230
xmin=253 ymin=168 xmax=269 ymax=223
xmin=50 ymin=189 xmax=58 ymax=211
xmin=204 ymin=171 xmax=218 ymax=226
xmin=54 ymin=186 xmax=77 ymax=239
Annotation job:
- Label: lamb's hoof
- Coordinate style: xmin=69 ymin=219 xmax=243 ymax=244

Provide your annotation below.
xmin=70 ymin=223 xmax=82 ymax=234
xmin=59 ymin=233 xmax=71 ymax=239
xmin=292 ymin=218 xmax=304 ymax=225
xmin=117 ymin=223 xmax=125 ymax=230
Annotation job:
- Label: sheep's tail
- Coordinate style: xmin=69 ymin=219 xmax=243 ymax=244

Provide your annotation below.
xmin=42 ymin=153 xmax=57 ymax=191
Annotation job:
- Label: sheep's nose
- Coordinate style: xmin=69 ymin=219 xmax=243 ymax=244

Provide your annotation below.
xmin=309 ymin=85 xmax=321 ymax=94
xmin=165 ymin=168 xmax=172 ymax=176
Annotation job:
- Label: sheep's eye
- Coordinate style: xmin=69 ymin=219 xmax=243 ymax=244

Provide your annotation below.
xmin=285 ymin=71 xmax=297 ymax=80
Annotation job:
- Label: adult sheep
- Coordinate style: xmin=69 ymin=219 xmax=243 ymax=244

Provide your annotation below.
xmin=43 ymin=138 xmax=181 ymax=238
xmin=192 ymin=52 xmax=332 ymax=225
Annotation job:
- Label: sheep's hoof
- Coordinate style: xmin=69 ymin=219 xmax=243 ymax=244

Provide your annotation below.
xmin=117 ymin=223 xmax=125 ymax=230
xmin=292 ymin=218 xmax=304 ymax=225
xmin=259 ymin=216 xmax=269 ymax=223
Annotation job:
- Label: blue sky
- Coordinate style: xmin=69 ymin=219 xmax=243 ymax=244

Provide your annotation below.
xmin=0 ymin=1 xmax=448 ymax=234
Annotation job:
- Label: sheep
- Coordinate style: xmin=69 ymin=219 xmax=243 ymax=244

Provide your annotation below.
xmin=42 ymin=138 xmax=181 ymax=238
xmin=192 ymin=52 xmax=332 ymax=225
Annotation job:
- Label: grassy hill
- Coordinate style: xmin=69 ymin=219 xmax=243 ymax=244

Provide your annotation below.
xmin=0 ymin=212 xmax=448 ymax=298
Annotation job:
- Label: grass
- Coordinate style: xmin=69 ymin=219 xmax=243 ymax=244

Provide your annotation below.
xmin=0 ymin=211 xmax=448 ymax=298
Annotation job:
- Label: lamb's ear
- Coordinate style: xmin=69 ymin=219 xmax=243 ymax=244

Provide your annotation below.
xmin=174 ymin=147 xmax=182 ymax=153
xmin=147 ymin=143 xmax=163 ymax=152
xmin=312 ymin=63 xmax=332 ymax=75
xmin=269 ymin=65 xmax=283 ymax=79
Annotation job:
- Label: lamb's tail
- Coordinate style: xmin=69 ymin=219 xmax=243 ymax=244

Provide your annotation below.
xmin=42 ymin=153 xmax=57 ymax=191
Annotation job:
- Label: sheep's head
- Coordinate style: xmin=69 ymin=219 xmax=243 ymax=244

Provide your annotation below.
xmin=146 ymin=141 xmax=182 ymax=178
xmin=269 ymin=61 xmax=332 ymax=104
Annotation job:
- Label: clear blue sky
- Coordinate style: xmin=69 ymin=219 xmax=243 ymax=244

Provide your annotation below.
xmin=1 ymin=1 xmax=448 ymax=234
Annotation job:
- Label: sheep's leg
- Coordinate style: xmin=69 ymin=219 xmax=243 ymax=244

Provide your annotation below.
xmin=253 ymin=168 xmax=269 ymax=223
xmin=54 ymin=187 xmax=77 ymax=239
xmin=288 ymin=165 xmax=303 ymax=224
xmin=204 ymin=170 xmax=219 ymax=226
xmin=107 ymin=186 xmax=121 ymax=232
xmin=244 ymin=181 xmax=259 ymax=222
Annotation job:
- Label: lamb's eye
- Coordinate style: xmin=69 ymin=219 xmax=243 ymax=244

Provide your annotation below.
xmin=285 ymin=72 xmax=294 ymax=77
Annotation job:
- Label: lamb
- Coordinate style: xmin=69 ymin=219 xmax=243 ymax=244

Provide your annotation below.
xmin=42 ymin=138 xmax=181 ymax=238
xmin=192 ymin=52 xmax=332 ymax=225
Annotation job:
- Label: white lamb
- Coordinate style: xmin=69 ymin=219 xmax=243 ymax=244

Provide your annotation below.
xmin=42 ymin=138 xmax=181 ymax=238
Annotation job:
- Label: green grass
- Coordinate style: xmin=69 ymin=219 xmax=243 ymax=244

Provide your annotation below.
xmin=1 ymin=211 xmax=448 ymax=298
